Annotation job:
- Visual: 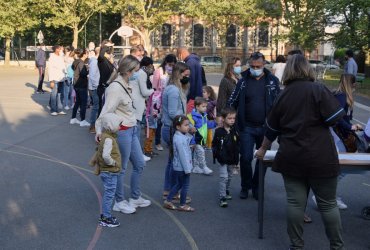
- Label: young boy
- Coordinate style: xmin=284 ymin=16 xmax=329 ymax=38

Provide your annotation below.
xmin=187 ymin=97 xmax=216 ymax=175
xmin=95 ymin=113 xmax=124 ymax=227
xmin=212 ymin=107 xmax=239 ymax=207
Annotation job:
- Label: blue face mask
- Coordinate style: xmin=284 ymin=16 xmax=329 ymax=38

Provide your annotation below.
xmin=250 ymin=68 xmax=263 ymax=77
xmin=129 ymin=71 xmax=139 ymax=81
xmin=233 ymin=66 xmax=242 ymax=75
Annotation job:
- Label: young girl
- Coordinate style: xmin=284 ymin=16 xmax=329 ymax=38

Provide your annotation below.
xmin=202 ymin=86 xmax=217 ymax=149
xmin=163 ymin=115 xmax=194 ymax=212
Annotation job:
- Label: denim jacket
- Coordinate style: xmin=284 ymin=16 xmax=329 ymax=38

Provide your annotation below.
xmin=161 ymin=85 xmax=186 ymax=126
xmin=173 ymin=131 xmax=193 ymax=174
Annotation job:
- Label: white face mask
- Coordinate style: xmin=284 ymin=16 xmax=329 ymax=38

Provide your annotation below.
xmin=250 ymin=68 xmax=263 ymax=77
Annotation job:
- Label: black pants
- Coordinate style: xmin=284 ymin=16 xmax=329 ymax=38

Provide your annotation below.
xmin=97 ymin=85 xmax=106 ymax=117
xmin=72 ymin=88 xmax=88 ymax=121
xmin=37 ymin=66 xmax=45 ymax=91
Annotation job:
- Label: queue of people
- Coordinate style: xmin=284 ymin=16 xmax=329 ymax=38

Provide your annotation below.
xmin=36 ymin=42 xmax=370 ymax=249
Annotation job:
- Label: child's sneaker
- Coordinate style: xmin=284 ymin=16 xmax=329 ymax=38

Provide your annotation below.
xmin=99 ymin=215 xmax=120 ymax=227
xmin=192 ymin=166 xmax=204 ymax=174
xmin=219 ymin=197 xmax=228 ymax=208
xmin=226 ymin=190 xmax=232 ymax=200
xmin=203 ymin=166 xmax=213 ymax=175
xmin=232 ymin=165 xmax=240 ymax=175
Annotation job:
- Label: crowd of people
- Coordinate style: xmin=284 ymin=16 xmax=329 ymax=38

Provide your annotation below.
xmin=35 ymin=41 xmax=370 ymax=249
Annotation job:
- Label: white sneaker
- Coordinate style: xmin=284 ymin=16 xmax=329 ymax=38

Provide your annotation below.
xmin=192 ymin=166 xmax=204 ymax=174
xmin=336 ymin=197 xmax=348 ymax=210
xmin=64 ymin=106 xmax=70 ymax=110
xmin=50 ymin=112 xmax=58 ymax=116
xmin=143 ymin=154 xmax=151 ymax=161
xmin=80 ymin=120 xmax=91 ymax=127
xmin=203 ymin=166 xmax=213 ymax=175
xmin=112 ymin=200 xmax=136 ymax=214
xmin=129 ymin=197 xmax=151 ymax=208
xmin=155 ymin=144 xmax=164 ymax=151
xmin=58 ymin=111 xmax=66 ymax=115
xmin=312 ymin=195 xmax=317 ymax=207
xmin=70 ymin=118 xmax=80 ymax=125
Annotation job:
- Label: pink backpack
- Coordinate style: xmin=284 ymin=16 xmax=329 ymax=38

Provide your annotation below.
xmin=145 ymin=90 xmax=162 ymax=137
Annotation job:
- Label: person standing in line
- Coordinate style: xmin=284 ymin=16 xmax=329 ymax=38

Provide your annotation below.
xmin=88 ymin=47 xmax=101 ymax=134
xmin=152 ymin=54 xmax=177 ymax=151
xmin=202 ymin=85 xmax=217 ymax=150
xmin=35 ymin=43 xmax=46 ymax=93
xmin=272 ymin=55 xmax=286 ymax=83
xmin=344 ymin=49 xmax=358 ymax=78
xmin=63 ymin=46 xmax=75 ymax=110
xmin=130 ymin=45 xmax=143 ymax=62
xmin=163 ymin=115 xmax=194 ymax=212
xmin=227 ymin=52 xmax=280 ymax=200
xmin=255 ymin=54 xmax=345 ymax=250
xmin=70 ymin=49 xmax=90 ymax=127
xmin=177 ymin=47 xmax=203 ymax=110
xmin=48 ymin=45 xmax=67 ymax=116
xmin=95 ymin=55 xmax=151 ymax=213
xmin=97 ymin=39 xmax=115 ymax=116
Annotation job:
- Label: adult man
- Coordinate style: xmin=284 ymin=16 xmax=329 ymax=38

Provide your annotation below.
xmin=48 ymin=45 xmax=67 ymax=116
xmin=344 ymin=49 xmax=358 ymax=78
xmin=89 ymin=47 xmax=101 ymax=134
xmin=97 ymin=39 xmax=115 ymax=116
xmin=130 ymin=45 xmax=143 ymax=61
xmin=35 ymin=43 xmax=46 ymax=93
xmin=228 ymin=52 xmax=280 ymax=200
xmin=177 ymin=47 xmax=203 ymax=102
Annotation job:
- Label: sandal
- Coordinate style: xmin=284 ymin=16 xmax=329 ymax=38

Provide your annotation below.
xmin=163 ymin=200 xmax=177 ymax=210
xmin=177 ymin=205 xmax=195 ymax=212
xmin=162 ymin=192 xmax=169 ymax=200
xmin=303 ymin=214 xmax=312 ymax=223
xmin=173 ymin=194 xmax=192 ymax=204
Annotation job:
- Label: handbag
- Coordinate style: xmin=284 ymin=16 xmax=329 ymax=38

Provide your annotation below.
xmin=333 ymin=126 xmax=357 ymax=152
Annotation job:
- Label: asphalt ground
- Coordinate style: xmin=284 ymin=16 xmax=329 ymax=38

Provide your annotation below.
xmin=0 ymin=67 xmax=369 ymax=250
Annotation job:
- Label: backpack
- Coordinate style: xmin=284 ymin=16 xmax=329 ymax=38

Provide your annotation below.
xmin=212 ymin=127 xmax=239 ymax=165
xmin=145 ymin=90 xmax=162 ymax=137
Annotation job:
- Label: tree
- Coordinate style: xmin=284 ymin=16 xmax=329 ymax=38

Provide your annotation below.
xmin=112 ymin=0 xmax=182 ymax=54
xmin=281 ymin=0 xmax=326 ymax=52
xmin=0 ymin=0 xmax=41 ymax=65
xmin=45 ymin=0 xmax=109 ymax=48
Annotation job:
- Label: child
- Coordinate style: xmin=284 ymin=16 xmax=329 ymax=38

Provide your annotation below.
xmin=143 ymin=91 xmax=161 ymax=157
xmin=187 ymin=97 xmax=217 ymax=175
xmin=163 ymin=115 xmax=195 ymax=212
xmin=95 ymin=113 xmax=124 ymax=227
xmin=212 ymin=107 xmax=239 ymax=207
xmin=202 ymin=86 xmax=217 ymax=149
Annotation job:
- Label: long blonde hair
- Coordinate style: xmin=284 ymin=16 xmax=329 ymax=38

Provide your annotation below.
xmin=168 ymin=62 xmax=190 ymax=93
xmin=336 ymin=74 xmax=356 ymax=109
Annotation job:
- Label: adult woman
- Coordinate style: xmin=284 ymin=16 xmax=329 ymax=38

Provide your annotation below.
xmin=152 ymin=54 xmax=177 ymax=151
xmin=161 ymin=62 xmax=190 ymax=198
xmin=64 ymin=46 xmax=75 ymax=110
xmin=256 ymin=54 xmax=345 ymax=250
xmin=70 ymin=49 xmax=90 ymax=127
xmin=272 ymin=55 xmax=286 ymax=82
xmin=216 ymin=57 xmax=241 ymax=116
xmin=95 ymin=55 xmax=151 ymax=214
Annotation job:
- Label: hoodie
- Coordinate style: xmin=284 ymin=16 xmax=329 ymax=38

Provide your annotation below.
xmin=184 ymin=54 xmax=203 ymax=100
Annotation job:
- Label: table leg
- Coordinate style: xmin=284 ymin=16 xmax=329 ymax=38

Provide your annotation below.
xmin=258 ymin=160 xmax=265 ymax=239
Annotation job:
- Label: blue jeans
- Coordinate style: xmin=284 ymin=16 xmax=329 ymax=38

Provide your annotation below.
xmin=100 ymin=172 xmax=119 ymax=218
xmin=136 ymin=120 xmax=142 ymax=141
xmin=167 ymin=171 xmax=190 ymax=206
xmin=72 ymin=88 xmax=88 ymax=121
xmin=116 ymin=126 xmax=146 ymax=199
xmin=63 ymin=78 xmax=73 ymax=107
xmin=50 ymin=81 xmax=63 ymax=113
xmin=155 ymin=119 xmax=162 ymax=145
xmin=239 ymin=126 xmax=266 ymax=191
xmin=162 ymin=125 xmax=176 ymax=192
xmin=89 ymin=89 xmax=99 ymax=125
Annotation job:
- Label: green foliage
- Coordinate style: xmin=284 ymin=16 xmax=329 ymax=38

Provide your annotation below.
xmin=281 ymin=0 xmax=326 ymax=51
xmin=0 ymin=0 xmax=41 ymax=38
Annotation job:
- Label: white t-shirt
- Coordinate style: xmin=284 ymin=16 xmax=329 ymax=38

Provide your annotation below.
xmin=272 ymin=63 xmax=286 ymax=82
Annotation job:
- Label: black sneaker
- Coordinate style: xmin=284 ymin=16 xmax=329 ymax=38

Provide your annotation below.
xmin=239 ymin=189 xmax=248 ymax=199
xmin=219 ymin=197 xmax=228 ymax=207
xmin=252 ymin=188 xmax=259 ymax=200
xmin=99 ymin=215 xmax=120 ymax=227
xmin=226 ymin=190 xmax=232 ymax=200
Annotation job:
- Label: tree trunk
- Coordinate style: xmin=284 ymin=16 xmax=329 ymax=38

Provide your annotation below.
xmin=4 ymin=38 xmax=11 ymax=66
xmin=142 ymin=29 xmax=152 ymax=56
xmin=72 ymin=26 xmax=79 ymax=48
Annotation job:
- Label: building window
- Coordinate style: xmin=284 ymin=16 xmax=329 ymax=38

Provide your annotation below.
xmin=258 ymin=25 xmax=269 ymax=47
xmin=226 ymin=24 xmax=236 ymax=47
xmin=161 ymin=24 xmax=172 ymax=47
xmin=193 ymin=24 xmax=204 ymax=47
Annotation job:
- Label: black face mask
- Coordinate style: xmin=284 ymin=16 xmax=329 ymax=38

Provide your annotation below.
xmin=180 ymin=76 xmax=190 ymax=85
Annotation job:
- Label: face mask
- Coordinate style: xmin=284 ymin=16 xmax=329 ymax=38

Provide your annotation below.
xmin=165 ymin=65 xmax=173 ymax=74
xmin=250 ymin=68 xmax=263 ymax=77
xmin=129 ymin=71 xmax=139 ymax=81
xmin=180 ymin=76 xmax=190 ymax=85
xmin=233 ymin=66 xmax=241 ymax=75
